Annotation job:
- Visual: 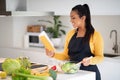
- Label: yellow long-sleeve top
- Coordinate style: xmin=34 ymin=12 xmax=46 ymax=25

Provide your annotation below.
xmin=54 ymin=29 xmax=104 ymax=65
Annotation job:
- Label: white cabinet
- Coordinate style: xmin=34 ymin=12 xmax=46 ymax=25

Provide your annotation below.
xmin=98 ymin=57 xmax=120 ymax=80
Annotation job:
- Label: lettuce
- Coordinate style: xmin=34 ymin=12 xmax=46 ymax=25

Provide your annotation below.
xmin=2 ymin=58 xmax=21 ymax=75
xmin=61 ymin=62 xmax=79 ymax=73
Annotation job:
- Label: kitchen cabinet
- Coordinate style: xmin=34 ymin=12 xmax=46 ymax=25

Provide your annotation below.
xmin=98 ymin=57 xmax=120 ymax=80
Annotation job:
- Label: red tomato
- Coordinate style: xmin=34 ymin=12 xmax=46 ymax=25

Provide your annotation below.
xmin=51 ymin=65 xmax=56 ymax=70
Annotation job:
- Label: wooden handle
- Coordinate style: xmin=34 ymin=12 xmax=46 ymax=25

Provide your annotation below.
xmin=76 ymin=56 xmax=93 ymax=65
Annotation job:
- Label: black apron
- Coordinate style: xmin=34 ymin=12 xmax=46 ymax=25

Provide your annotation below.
xmin=68 ymin=33 xmax=101 ymax=80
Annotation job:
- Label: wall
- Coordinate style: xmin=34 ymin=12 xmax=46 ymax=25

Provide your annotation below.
xmin=0 ymin=17 xmax=13 ymax=47
xmin=60 ymin=15 xmax=120 ymax=53
xmin=27 ymin=0 xmax=120 ymax=15
xmin=0 ymin=15 xmax=120 ymax=53
xmin=1 ymin=0 xmax=119 ymax=52
xmin=92 ymin=15 xmax=120 ymax=53
xmin=5 ymin=0 xmax=120 ymax=15
xmin=12 ymin=16 xmax=52 ymax=48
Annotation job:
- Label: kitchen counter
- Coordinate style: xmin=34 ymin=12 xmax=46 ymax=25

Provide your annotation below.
xmin=3 ymin=70 xmax=95 ymax=80
xmin=57 ymin=70 xmax=95 ymax=80
xmin=97 ymin=57 xmax=120 ymax=80
xmin=104 ymin=56 xmax=120 ymax=63
xmin=0 ymin=58 xmax=95 ymax=80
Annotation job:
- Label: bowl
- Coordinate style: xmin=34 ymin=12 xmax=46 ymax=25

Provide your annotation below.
xmin=61 ymin=61 xmax=80 ymax=74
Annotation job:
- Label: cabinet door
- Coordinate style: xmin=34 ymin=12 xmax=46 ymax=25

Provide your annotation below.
xmin=98 ymin=59 xmax=120 ymax=80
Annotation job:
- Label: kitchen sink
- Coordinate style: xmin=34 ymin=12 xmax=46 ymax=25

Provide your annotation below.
xmin=104 ymin=53 xmax=120 ymax=57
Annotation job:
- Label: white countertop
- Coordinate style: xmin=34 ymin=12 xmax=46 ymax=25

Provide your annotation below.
xmin=3 ymin=70 xmax=95 ymax=80
xmin=104 ymin=57 xmax=120 ymax=63
xmin=0 ymin=47 xmax=64 ymax=53
xmin=57 ymin=70 xmax=95 ymax=80
xmin=0 ymin=57 xmax=95 ymax=80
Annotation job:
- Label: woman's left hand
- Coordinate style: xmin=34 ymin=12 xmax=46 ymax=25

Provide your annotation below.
xmin=45 ymin=48 xmax=55 ymax=57
xmin=82 ymin=57 xmax=91 ymax=66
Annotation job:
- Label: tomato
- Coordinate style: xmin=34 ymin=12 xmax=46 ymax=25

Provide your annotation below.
xmin=51 ymin=65 xmax=56 ymax=70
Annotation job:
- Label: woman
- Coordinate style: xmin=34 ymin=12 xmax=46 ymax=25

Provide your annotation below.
xmin=46 ymin=4 xmax=104 ymax=80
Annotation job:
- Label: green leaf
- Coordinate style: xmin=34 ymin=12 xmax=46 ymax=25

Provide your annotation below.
xmin=16 ymin=57 xmax=31 ymax=69
xmin=39 ymin=15 xmax=67 ymax=38
xmin=60 ymin=29 xmax=66 ymax=34
xmin=49 ymin=69 xmax=57 ymax=80
xmin=13 ymin=72 xmax=49 ymax=80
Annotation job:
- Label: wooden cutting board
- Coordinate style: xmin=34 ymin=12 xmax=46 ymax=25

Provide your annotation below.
xmin=31 ymin=63 xmax=48 ymax=73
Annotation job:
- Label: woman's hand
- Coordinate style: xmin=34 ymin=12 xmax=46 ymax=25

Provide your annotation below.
xmin=45 ymin=49 xmax=55 ymax=57
xmin=82 ymin=56 xmax=92 ymax=66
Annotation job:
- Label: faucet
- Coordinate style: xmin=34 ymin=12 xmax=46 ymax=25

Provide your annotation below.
xmin=110 ymin=30 xmax=118 ymax=53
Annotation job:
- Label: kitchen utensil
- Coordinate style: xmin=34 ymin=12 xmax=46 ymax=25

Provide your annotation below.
xmin=76 ymin=56 xmax=93 ymax=66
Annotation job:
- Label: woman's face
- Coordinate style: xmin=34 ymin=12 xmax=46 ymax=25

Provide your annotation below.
xmin=70 ymin=10 xmax=85 ymax=29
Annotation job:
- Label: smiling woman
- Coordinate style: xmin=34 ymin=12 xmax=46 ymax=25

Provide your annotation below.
xmin=45 ymin=4 xmax=104 ymax=80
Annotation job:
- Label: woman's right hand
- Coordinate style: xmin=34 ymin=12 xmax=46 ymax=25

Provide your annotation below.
xmin=45 ymin=49 xmax=55 ymax=57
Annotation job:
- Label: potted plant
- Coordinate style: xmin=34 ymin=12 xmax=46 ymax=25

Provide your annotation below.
xmin=46 ymin=16 xmax=66 ymax=47
xmin=45 ymin=16 xmax=66 ymax=37
xmin=39 ymin=16 xmax=66 ymax=47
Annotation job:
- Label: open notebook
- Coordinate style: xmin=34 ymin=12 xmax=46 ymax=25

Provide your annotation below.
xmin=39 ymin=31 xmax=55 ymax=51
